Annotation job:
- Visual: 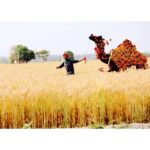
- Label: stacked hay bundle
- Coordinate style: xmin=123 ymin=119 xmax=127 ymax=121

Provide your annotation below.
xmin=110 ymin=39 xmax=147 ymax=70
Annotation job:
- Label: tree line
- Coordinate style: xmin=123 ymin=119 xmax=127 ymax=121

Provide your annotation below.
xmin=9 ymin=44 xmax=49 ymax=63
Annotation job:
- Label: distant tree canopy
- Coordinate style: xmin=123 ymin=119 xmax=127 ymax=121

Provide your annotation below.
xmin=9 ymin=45 xmax=35 ymax=63
xmin=36 ymin=50 xmax=49 ymax=61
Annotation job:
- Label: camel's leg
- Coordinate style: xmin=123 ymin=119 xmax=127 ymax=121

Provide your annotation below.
xmin=108 ymin=65 xmax=113 ymax=72
xmin=108 ymin=60 xmax=119 ymax=72
xmin=136 ymin=64 xmax=140 ymax=69
xmin=136 ymin=64 xmax=147 ymax=69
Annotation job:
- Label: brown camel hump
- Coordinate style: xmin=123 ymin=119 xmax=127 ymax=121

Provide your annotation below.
xmin=111 ymin=39 xmax=147 ymax=70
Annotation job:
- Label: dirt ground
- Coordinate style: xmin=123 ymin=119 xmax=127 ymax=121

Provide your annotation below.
xmin=104 ymin=123 xmax=150 ymax=129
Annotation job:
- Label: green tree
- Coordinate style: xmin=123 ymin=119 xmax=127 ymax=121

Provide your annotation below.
xmin=9 ymin=45 xmax=35 ymax=63
xmin=36 ymin=50 xmax=49 ymax=61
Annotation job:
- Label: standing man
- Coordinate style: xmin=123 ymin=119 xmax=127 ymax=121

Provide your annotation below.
xmin=56 ymin=52 xmax=86 ymax=75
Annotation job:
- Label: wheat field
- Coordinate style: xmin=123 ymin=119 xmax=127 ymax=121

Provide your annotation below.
xmin=0 ymin=58 xmax=150 ymax=128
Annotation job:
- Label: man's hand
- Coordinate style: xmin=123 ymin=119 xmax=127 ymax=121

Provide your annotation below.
xmin=83 ymin=57 xmax=87 ymax=63
xmin=80 ymin=57 xmax=87 ymax=63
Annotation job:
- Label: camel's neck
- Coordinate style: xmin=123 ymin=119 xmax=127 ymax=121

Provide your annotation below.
xmin=96 ymin=45 xmax=110 ymax=64
xmin=100 ymin=52 xmax=110 ymax=64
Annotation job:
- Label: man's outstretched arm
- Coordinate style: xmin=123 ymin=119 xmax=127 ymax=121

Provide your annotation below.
xmin=56 ymin=62 xmax=64 ymax=69
xmin=73 ymin=57 xmax=86 ymax=63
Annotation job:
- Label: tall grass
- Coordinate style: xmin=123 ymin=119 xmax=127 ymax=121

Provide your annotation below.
xmin=0 ymin=59 xmax=150 ymax=128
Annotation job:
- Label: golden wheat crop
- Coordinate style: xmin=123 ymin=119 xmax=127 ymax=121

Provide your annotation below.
xmin=0 ymin=58 xmax=150 ymax=128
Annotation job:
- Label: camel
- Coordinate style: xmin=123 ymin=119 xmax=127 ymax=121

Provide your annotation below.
xmin=89 ymin=34 xmax=147 ymax=72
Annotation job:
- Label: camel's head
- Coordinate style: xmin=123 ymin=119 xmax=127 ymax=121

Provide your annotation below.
xmin=89 ymin=34 xmax=106 ymax=59
xmin=89 ymin=34 xmax=104 ymax=44
xmin=89 ymin=34 xmax=105 ymax=50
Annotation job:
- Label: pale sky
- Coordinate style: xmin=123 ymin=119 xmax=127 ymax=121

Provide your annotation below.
xmin=0 ymin=22 xmax=150 ymax=57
